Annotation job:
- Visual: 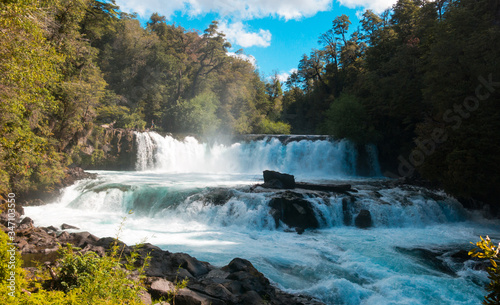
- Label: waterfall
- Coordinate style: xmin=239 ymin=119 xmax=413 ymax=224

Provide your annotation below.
xmin=24 ymin=132 xmax=495 ymax=305
xmin=135 ymin=131 xmax=156 ymax=171
xmin=133 ymin=132 xmax=380 ymax=178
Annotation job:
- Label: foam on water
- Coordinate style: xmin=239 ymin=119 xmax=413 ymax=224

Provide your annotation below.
xmin=23 ymin=133 xmax=500 ymax=305
xmin=134 ymin=132 xmax=371 ymax=178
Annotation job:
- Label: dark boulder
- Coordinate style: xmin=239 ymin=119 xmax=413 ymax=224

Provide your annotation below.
xmin=295 ymin=182 xmax=353 ymax=193
xmin=268 ymin=191 xmax=320 ymax=231
xmin=45 ymin=225 xmax=59 ymax=232
xmin=61 ymin=223 xmax=80 ymax=230
xmin=342 ymin=197 xmax=355 ymax=226
xmin=174 ymin=289 xmax=226 ymax=305
xmin=19 ymin=217 xmax=34 ymax=230
xmin=263 ymin=170 xmax=295 ymax=189
xmin=147 ymin=277 xmax=175 ymax=299
xmin=223 ymin=258 xmax=270 ymax=294
xmin=354 ymin=209 xmax=372 ymax=229
xmin=67 ymin=231 xmax=100 ymax=248
xmin=204 ymin=188 xmax=233 ymax=206
xmin=171 ymin=252 xmax=212 ymax=277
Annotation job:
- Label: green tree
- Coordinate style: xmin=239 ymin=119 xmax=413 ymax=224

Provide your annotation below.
xmin=321 ymin=94 xmax=378 ymax=144
xmin=0 ymin=0 xmax=65 ymax=194
xmin=177 ymin=91 xmax=221 ymax=135
xmin=415 ymin=0 xmax=500 ymax=208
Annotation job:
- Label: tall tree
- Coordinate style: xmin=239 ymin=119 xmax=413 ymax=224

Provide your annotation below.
xmin=0 ymin=0 xmax=64 ymax=193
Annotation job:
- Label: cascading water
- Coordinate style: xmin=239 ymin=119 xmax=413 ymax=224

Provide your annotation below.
xmin=134 ymin=132 xmax=364 ymax=178
xmin=24 ymin=132 xmax=499 ymax=305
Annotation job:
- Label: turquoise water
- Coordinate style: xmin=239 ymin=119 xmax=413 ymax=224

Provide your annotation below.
xmin=25 ymin=133 xmax=498 ymax=304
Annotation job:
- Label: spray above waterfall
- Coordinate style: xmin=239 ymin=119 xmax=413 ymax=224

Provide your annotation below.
xmin=134 ymin=132 xmax=381 ymax=178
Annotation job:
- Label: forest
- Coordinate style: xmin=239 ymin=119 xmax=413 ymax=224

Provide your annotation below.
xmin=1 ymin=0 xmax=499 ymax=212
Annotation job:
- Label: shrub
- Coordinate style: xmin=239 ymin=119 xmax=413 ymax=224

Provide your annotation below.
xmin=254 ymin=117 xmax=291 ymax=134
xmin=0 ymin=229 xmax=26 ymax=300
xmin=469 ymin=236 xmax=500 ymax=305
xmin=0 ymin=230 xmax=148 ymax=304
xmin=54 ymin=244 xmax=145 ymax=304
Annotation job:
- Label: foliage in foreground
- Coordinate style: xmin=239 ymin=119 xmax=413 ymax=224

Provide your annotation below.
xmin=470 ymin=236 xmax=500 ymax=305
xmin=0 ymin=229 xmax=148 ymax=304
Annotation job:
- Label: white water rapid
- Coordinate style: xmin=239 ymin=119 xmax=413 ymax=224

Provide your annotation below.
xmin=25 ymin=132 xmax=499 ymax=305
xmin=134 ymin=132 xmax=380 ymax=178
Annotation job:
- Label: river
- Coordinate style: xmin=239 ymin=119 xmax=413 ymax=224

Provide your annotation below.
xmin=25 ymin=132 xmax=499 ymax=304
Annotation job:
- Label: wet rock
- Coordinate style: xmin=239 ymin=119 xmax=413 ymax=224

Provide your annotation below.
xmin=171 ymin=253 xmax=212 ymax=277
xmin=61 ymin=223 xmax=80 ymax=230
xmin=204 ymin=188 xmax=233 ymax=206
xmin=261 ymin=179 xmax=286 ymax=189
xmin=263 ymin=170 xmax=295 ymax=189
xmin=355 ymin=209 xmax=372 ymax=229
xmin=269 ymin=191 xmax=320 ymax=231
xmin=202 ymin=269 xmax=230 ymax=280
xmin=395 ymin=247 xmax=456 ymax=276
xmin=295 ymin=227 xmax=305 ymax=234
xmin=16 ymin=227 xmax=59 ymax=253
xmin=0 ymin=203 xmax=23 ymax=228
xmin=342 ymin=197 xmax=355 ymax=226
xmin=295 ymin=182 xmax=354 ymax=193
xmin=16 ymin=203 xmax=25 ymax=216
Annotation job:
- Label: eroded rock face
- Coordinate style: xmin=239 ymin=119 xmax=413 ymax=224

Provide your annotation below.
xmin=76 ymin=127 xmax=137 ymax=171
xmin=263 ymin=170 xmax=296 ymax=189
xmin=268 ymin=191 xmax=320 ymax=231
xmin=355 ymin=209 xmax=372 ymax=229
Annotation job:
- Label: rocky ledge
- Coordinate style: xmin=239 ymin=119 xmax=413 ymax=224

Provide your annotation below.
xmin=0 ymin=205 xmax=324 ymax=305
xmin=251 ymin=170 xmax=370 ymax=233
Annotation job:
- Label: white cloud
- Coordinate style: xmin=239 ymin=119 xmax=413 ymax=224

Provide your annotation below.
xmin=274 ymin=68 xmax=297 ymax=83
xmin=115 ymin=0 xmax=332 ymax=20
xmin=337 ymin=0 xmax=397 ymax=13
xmin=115 ymin=0 xmax=185 ymax=19
xmin=116 ymin=0 xmax=396 ymax=20
xmin=228 ymin=52 xmax=257 ymax=67
xmin=219 ymin=21 xmax=271 ymax=48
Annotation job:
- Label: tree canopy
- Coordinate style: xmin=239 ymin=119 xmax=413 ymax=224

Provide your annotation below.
xmin=0 ymin=0 xmax=290 ymax=195
xmin=281 ymin=0 xmax=500 ymax=211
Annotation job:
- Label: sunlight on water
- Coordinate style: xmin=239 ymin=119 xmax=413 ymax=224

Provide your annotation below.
xmin=24 ymin=133 xmax=499 ymax=305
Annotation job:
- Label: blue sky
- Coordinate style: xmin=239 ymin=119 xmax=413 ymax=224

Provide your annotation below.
xmin=115 ymin=0 xmax=397 ymax=81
